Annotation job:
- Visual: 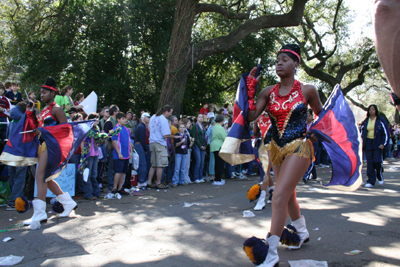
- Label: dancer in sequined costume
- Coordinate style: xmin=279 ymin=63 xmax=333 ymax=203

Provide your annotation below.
xmin=22 ymin=77 xmax=78 ymax=229
xmin=243 ymin=44 xmax=323 ymax=267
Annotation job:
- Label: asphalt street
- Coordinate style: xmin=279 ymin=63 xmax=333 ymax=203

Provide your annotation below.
xmin=1 ymin=160 xmax=400 ymax=267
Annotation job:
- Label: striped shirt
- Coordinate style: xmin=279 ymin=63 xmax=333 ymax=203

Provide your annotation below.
xmin=0 ymin=96 xmax=11 ymax=117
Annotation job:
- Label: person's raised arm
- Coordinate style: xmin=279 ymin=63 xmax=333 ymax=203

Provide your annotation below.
xmin=246 ymin=67 xmax=271 ymax=122
xmin=247 ymin=87 xmax=271 ymax=122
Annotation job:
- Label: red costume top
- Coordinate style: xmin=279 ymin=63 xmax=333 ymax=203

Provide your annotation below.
xmin=267 ymin=80 xmax=306 ymax=142
xmin=37 ymin=102 xmax=57 ymax=127
xmin=266 ymin=80 xmax=312 ymax=165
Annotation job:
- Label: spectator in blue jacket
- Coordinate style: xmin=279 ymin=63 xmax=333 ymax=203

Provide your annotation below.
xmin=5 ymin=101 xmax=28 ymax=210
xmin=360 ymin=105 xmax=389 ymax=188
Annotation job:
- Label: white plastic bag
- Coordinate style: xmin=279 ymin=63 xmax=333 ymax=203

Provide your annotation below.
xmin=288 ymin=260 xmax=328 ymax=267
xmin=131 ymin=149 xmax=139 ymax=170
xmin=98 ymin=146 xmax=103 ymax=160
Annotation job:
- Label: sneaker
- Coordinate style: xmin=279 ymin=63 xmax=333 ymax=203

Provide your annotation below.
xmin=230 ymin=172 xmax=237 ymax=178
xmin=138 ymin=182 xmax=147 ymax=187
xmin=212 ymin=181 xmax=224 ymax=186
xmin=194 ymin=180 xmax=202 ymax=184
xmin=98 ymin=183 xmax=103 ymax=189
xmin=365 ymin=183 xmax=374 ymax=188
xmin=6 ymin=203 xmax=15 ymax=211
xmin=234 ymin=171 xmax=240 ymax=176
xmin=238 ymin=173 xmax=247 ymax=179
xmin=118 ymin=189 xmax=129 ymax=195
xmin=105 ymin=193 xmax=116 ymax=199
xmin=378 ymin=178 xmax=384 ymax=185
xmin=171 ymin=184 xmax=177 ymax=188
xmin=242 ymin=169 xmax=248 ymax=174
xmin=199 ymin=179 xmax=205 ymax=183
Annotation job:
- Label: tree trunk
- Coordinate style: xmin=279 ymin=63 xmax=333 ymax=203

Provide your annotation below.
xmin=157 ymin=0 xmax=199 ymax=115
xmin=158 ymin=0 xmax=309 ymax=115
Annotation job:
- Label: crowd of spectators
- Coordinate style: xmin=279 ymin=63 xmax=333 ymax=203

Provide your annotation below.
xmin=0 ymin=84 xmax=258 ymax=205
xmin=0 ymin=79 xmax=397 ymax=206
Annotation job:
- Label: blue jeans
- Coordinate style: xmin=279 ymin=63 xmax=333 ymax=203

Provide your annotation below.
xmin=83 ymin=156 xmax=101 ymax=199
xmin=185 ymin=148 xmax=192 ymax=181
xmin=8 ymin=166 xmax=27 ymax=206
xmin=247 ymin=160 xmax=255 ymax=174
xmin=208 ymin=151 xmax=215 ymax=175
xmin=172 ymin=153 xmax=188 ymax=185
xmin=225 ymin=163 xmax=233 ymax=178
xmin=135 ymin=143 xmax=148 ymax=184
xmin=69 ymin=154 xmax=84 ymax=193
xmin=145 ymin=144 xmax=151 ymax=173
xmin=107 ymin=149 xmax=115 ymax=191
xmin=385 ymin=144 xmax=392 ymax=158
xmin=192 ymin=145 xmax=205 ymax=181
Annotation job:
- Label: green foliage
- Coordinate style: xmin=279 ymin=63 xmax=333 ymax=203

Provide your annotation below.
xmin=2 ymin=0 xmax=380 ymax=117
xmin=1 ymin=0 xmax=175 ymax=113
xmin=183 ymin=2 xmax=279 ymax=115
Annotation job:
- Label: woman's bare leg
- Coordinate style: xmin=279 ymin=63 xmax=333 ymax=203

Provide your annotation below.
xmin=47 ymin=180 xmax=63 ymax=196
xmin=269 ymin=154 xmax=310 ymax=236
xmin=35 ymin=150 xmax=49 ymax=201
xmin=36 ymin=150 xmax=64 ymax=200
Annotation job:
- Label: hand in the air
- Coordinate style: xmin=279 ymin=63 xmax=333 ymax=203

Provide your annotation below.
xmin=249 ymin=67 xmax=261 ymax=81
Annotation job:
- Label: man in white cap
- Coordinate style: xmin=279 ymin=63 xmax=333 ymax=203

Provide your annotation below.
xmin=135 ymin=112 xmax=151 ymax=187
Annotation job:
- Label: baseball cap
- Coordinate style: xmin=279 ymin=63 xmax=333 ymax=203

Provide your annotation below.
xmin=141 ymin=112 xmax=151 ymax=119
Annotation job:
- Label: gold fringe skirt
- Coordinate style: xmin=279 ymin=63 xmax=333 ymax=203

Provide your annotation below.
xmin=270 ymin=138 xmax=314 ymax=166
xmin=38 ymin=142 xmax=47 ymax=157
xmin=265 ymin=143 xmax=271 ymax=152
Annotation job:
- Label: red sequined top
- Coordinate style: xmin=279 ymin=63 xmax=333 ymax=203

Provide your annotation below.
xmin=266 ymin=80 xmax=308 ymax=147
xmin=37 ymin=101 xmax=57 ymax=127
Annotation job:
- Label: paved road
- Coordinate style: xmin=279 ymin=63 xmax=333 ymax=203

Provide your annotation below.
xmin=1 ymin=160 xmax=400 ymax=266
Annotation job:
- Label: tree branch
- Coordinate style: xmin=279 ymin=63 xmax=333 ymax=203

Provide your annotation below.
xmin=345 ymin=95 xmax=368 ymax=111
xmin=196 ymin=3 xmax=256 ymax=20
xmin=336 ymin=47 xmax=375 ymax=82
xmin=341 ymin=62 xmax=380 ymax=95
xmin=194 ymin=0 xmax=309 ymax=62
xmin=332 ymin=0 xmax=343 ymax=32
xmin=218 ymin=77 xmax=241 ymax=92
